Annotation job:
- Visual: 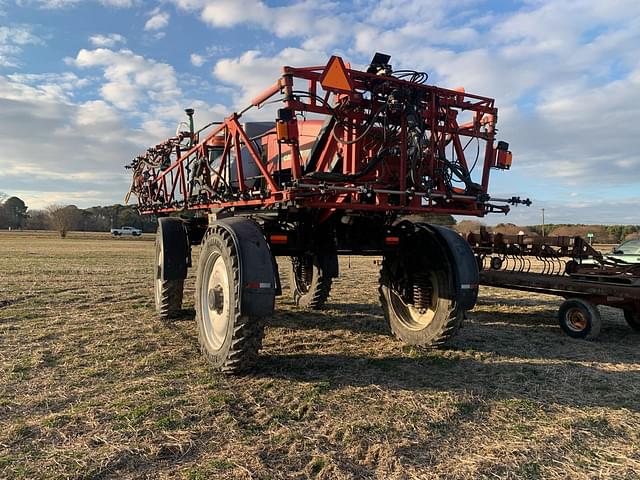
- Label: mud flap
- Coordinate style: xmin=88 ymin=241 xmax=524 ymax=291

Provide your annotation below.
xmin=214 ymin=217 xmax=276 ymax=317
xmin=158 ymin=217 xmax=190 ymax=281
xmin=418 ymin=224 xmax=479 ymax=311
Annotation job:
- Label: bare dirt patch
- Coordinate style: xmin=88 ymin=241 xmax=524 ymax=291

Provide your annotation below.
xmin=1 ymin=231 xmax=639 ymax=479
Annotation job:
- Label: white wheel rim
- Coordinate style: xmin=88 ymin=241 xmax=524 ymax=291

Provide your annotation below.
xmin=201 ymin=254 xmax=230 ymax=350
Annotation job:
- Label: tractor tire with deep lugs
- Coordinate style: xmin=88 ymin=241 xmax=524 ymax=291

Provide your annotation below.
xmin=154 ymin=219 xmax=187 ymax=321
xmin=288 ymin=254 xmax=334 ymax=309
xmin=378 ymin=257 xmax=462 ymax=347
xmin=195 ymin=227 xmax=266 ymax=373
xmin=155 ymin=276 xmax=184 ymax=320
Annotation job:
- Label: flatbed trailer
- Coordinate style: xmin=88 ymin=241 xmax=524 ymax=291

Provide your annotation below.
xmin=469 ymin=232 xmax=640 ymax=339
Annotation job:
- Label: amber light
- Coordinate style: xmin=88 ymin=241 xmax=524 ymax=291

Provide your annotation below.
xmin=270 ymin=234 xmax=288 ymax=244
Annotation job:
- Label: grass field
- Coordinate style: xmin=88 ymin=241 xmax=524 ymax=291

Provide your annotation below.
xmin=1 ymin=231 xmax=639 ymax=479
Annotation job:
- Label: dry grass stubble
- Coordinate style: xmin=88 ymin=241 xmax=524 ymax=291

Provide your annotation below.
xmin=0 ymin=231 xmax=639 ymax=479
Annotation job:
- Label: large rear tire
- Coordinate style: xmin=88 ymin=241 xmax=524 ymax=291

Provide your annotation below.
xmin=378 ymin=257 xmax=462 ymax=347
xmin=154 ymin=222 xmax=185 ymax=321
xmin=288 ymin=254 xmax=334 ymax=309
xmin=195 ymin=227 xmax=265 ymax=373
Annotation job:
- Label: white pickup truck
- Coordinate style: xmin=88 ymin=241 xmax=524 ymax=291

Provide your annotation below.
xmin=110 ymin=226 xmax=142 ymax=237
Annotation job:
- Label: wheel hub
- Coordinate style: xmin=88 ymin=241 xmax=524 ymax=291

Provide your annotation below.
xmin=208 ymin=285 xmax=225 ymax=314
xmin=567 ymin=308 xmax=588 ymax=331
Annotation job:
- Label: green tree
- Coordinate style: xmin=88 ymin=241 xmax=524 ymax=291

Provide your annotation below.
xmin=24 ymin=210 xmax=49 ymax=230
xmin=3 ymin=196 xmax=28 ymax=229
xmin=0 ymin=204 xmax=6 ymax=229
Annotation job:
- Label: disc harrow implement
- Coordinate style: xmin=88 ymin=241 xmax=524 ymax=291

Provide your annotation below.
xmin=467 ymin=230 xmax=640 ymax=339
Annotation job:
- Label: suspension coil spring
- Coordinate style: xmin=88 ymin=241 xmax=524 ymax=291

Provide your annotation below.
xmin=412 ymin=273 xmax=433 ymax=310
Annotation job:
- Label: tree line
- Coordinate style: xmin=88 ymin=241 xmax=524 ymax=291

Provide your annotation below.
xmin=0 ymin=194 xmax=158 ymax=236
xmin=1 ymin=193 xmax=638 ymax=242
xmin=527 ymin=224 xmax=639 ymax=243
xmin=456 ymin=220 xmax=640 ymax=243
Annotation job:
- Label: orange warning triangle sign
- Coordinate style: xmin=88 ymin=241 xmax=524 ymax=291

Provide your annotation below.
xmin=320 ymin=56 xmax=353 ymax=93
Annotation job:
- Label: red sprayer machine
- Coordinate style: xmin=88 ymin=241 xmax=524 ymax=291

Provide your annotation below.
xmin=127 ymin=53 xmax=528 ymax=372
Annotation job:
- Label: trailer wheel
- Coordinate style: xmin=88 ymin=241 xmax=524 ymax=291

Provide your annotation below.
xmin=288 ymin=254 xmax=334 ymax=309
xmin=154 ymin=221 xmax=185 ymax=321
xmin=558 ymin=298 xmax=601 ymax=340
xmin=378 ymin=258 xmax=462 ymax=347
xmin=623 ymin=309 xmax=640 ymax=332
xmin=195 ymin=228 xmax=265 ymax=373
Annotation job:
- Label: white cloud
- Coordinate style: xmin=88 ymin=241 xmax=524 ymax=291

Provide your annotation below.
xmin=189 ymin=46 xmax=230 ymax=68
xmin=171 ymin=0 xmax=347 ymax=48
xmin=0 ymin=74 xmax=148 ymax=208
xmin=69 ymin=47 xmax=229 ymax=142
xmin=89 ymin=33 xmax=126 ymax=47
xmin=500 ymin=66 xmax=640 ymax=185
xmin=0 ymin=25 xmax=42 ymax=67
xmin=213 ymin=47 xmax=326 ymax=108
xmin=72 ymin=48 xmax=180 ymax=110
xmin=0 ymin=66 xmax=233 ymax=209
xmin=6 ymin=72 xmax=90 ymax=100
xmin=144 ymin=10 xmax=170 ymax=31
xmin=199 ymin=0 xmax=266 ymax=27
xmin=190 ymin=53 xmax=205 ymax=67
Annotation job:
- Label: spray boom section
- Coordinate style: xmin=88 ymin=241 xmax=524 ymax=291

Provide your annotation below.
xmin=126 ymin=53 xmax=530 ymax=217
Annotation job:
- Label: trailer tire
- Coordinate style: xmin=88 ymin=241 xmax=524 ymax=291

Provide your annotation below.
xmin=154 ymin=223 xmax=185 ymax=321
xmin=195 ymin=227 xmax=266 ymax=373
xmin=558 ymin=298 xmax=601 ymax=340
xmin=623 ymin=309 xmax=640 ymax=332
xmin=288 ymin=254 xmax=334 ymax=309
xmin=378 ymin=257 xmax=462 ymax=348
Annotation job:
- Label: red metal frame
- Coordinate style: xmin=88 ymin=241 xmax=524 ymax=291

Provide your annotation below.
xmin=128 ymin=57 xmax=516 ymax=219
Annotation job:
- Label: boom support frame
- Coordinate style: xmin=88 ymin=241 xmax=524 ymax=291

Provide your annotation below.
xmin=128 ymin=56 xmax=525 ymax=219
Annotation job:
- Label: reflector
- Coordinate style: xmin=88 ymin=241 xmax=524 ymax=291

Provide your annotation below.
xmin=320 ymin=56 xmax=353 ymax=93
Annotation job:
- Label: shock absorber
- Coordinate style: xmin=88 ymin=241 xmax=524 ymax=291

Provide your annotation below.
xmin=412 ymin=273 xmax=433 ymax=311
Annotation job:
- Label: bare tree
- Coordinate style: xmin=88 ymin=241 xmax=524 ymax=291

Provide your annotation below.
xmin=46 ymin=205 xmax=81 ymax=238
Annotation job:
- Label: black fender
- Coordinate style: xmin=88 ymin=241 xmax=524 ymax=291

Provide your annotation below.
xmin=214 ymin=217 xmax=276 ymax=317
xmin=418 ymin=224 xmax=479 ymax=311
xmin=157 ymin=217 xmax=189 ymax=281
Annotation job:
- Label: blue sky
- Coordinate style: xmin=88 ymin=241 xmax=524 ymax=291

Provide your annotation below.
xmin=0 ymin=0 xmax=638 ymax=225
